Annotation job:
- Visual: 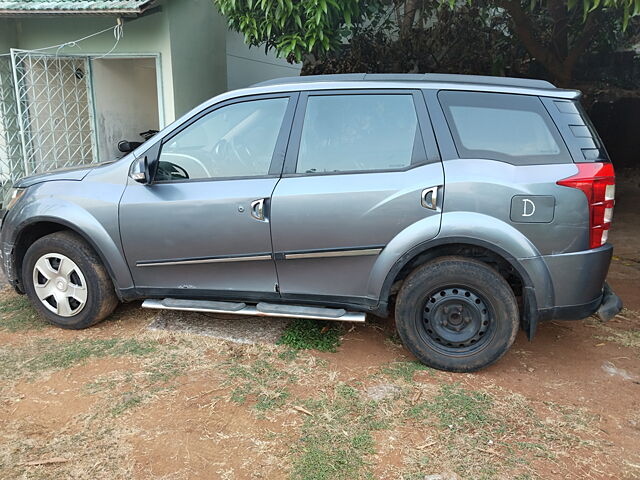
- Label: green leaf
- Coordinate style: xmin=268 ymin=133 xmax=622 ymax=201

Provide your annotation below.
xmin=623 ymin=2 xmax=630 ymax=29
xmin=344 ymin=9 xmax=352 ymax=25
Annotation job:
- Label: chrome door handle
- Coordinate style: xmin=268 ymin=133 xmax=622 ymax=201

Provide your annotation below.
xmin=250 ymin=198 xmax=266 ymax=221
xmin=421 ymin=187 xmax=438 ymax=210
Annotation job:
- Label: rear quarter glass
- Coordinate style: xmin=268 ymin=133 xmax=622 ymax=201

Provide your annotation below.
xmin=539 ymin=97 xmax=611 ymax=164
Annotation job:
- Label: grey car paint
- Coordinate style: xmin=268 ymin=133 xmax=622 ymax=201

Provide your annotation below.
xmin=119 ymin=175 xmax=281 ymax=293
xmin=0 ymin=74 xmax=614 ymax=333
xmin=271 ymin=162 xmax=445 ymax=300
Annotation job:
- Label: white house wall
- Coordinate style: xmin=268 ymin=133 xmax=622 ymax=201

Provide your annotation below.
xmin=92 ymin=57 xmax=159 ymax=162
xmin=0 ymin=0 xmax=301 ymax=124
xmin=165 ymin=0 xmax=227 ymax=117
xmin=7 ymin=12 xmax=176 ymax=123
xmin=226 ymin=30 xmax=301 ymax=91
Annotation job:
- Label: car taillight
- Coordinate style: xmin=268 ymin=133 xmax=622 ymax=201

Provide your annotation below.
xmin=557 ymin=162 xmax=615 ymax=249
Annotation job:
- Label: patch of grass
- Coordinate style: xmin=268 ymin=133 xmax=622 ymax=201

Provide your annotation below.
xmin=381 ymin=361 xmax=431 ymax=382
xmin=595 ymin=328 xmax=640 ymax=349
xmin=30 ymin=338 xmax=157 ymax=371
xmin=226 ymin=358 xmax=295 ymax=410
xmin=0 ymin=295 xmax=44 ymax=332
xmin=410 ymin=383 xmax=493 ymax=429
xmin=110 ymin=391 xmax=145 ymax=416
xmin=278 ymin=319 xmax=343 ymax=352
xmin=0 ymin=337 xmax=158 ymax=380
xmin=399 ymin=386 xmax=605 ymax=479
xmin=291 ymin=383 xmax=384 ymax=480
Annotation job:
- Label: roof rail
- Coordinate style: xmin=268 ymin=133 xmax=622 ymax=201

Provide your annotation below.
xmin=252 ymin=73 xmax=556 ymax=90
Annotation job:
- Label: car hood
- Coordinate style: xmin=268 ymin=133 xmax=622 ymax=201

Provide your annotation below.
xmin=14 ymin=162 xmax=113 ymax=188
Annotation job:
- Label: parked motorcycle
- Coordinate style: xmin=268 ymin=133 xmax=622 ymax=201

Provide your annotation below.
xmin=117 ymin=129 xmax=158 ymax=154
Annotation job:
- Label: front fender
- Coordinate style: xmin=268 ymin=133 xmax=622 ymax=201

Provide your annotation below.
xmin=367 ymin=212 xmax=554 ymax=311
xmin=5 ymin=180 xmax=132 ymax=291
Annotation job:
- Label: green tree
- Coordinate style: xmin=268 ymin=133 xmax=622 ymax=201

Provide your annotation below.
xmin=213 ymin=0 xmax=639 ymax=86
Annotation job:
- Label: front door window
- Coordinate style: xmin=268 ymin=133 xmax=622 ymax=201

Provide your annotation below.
xmin=157 ymin=97 xmax=289 ymax=181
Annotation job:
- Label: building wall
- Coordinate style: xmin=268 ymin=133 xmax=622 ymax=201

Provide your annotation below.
xmin=0 ymin=0 xmax=301 ymax=122
xmin=226 ymin=30 xmax=301 ymax=91
xmin=166 ymin=0 xmax=228 ymax=118
xmin=5 ymin=12 xmax=176 ymax=123
xmin=0 ymin=18 xmax=17 ymax=52
xmin=92 ymin=57 xmax=159 ymax=162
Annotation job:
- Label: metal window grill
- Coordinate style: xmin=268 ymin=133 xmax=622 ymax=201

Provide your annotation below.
xmin=0 ymin=55 xmax=23 ymax=203
xmin=0 ymin=50 xmax=98 ymax=204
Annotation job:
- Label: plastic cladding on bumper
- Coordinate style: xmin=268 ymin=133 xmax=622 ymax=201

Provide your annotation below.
xmin=1 ymin=238 xmax=16 ymax=281
xmin=596 ymin=282 xmax=623 ymax=321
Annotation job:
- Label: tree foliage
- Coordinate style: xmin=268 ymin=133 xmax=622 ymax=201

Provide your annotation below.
xmin=215 ymin=0 xmax=362 ymax=62
xmin=213 ymin=0 xmax=640 ymax=86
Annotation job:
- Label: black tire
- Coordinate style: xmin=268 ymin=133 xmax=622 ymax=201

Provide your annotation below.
xmin=22 ymin=231 xmax=119 ymax=329
xmin=395 ymin=256 xmax=519 ymax=372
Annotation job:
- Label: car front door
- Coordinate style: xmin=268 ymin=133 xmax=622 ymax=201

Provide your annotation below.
xmin=270 ymin=90 xmax=444 ymax=305
xmin=119 ymin=93 xmax=297 ymax=298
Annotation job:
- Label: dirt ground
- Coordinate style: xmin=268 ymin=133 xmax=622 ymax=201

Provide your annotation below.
xmin=0 ymin=170 xmax=638 ymax=480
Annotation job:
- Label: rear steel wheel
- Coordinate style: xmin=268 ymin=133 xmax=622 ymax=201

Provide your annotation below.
xmin=422 ymin=287 xmax=493 ymax=353
xmin=395 ymin=256 xmax=519 ymax=372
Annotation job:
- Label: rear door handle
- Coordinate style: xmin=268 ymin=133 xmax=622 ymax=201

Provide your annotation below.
xmin=421 ymin=187 xmax=438 ymax=210
xmin=250 ymin=198 xmax=267 ymax=221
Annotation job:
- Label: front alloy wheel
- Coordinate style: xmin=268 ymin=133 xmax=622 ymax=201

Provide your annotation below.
xmin=23 ymin=231 xmax=119 ymax=329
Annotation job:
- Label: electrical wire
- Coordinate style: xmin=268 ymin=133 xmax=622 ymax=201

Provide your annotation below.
xmin=0 ymin=20 xmax=123 ymax=58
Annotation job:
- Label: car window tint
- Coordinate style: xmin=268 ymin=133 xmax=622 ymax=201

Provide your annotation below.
xmin=296 ymin=94 xmax=421 ymax=174
xmin=157 ymin=97 xmax=288 ymax=181
xmin=439 ymin=91 xmax=569 ymax=164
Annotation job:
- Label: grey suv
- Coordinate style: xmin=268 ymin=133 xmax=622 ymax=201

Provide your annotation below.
xmin=0 ymin=74 xmax=622 ymax=372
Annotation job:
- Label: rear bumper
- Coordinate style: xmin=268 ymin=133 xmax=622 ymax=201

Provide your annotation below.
xmin=538 ymin=281 xmax=622 ymax=322
xmin=542 ymin=244 xmax=613 ymax=308
xmin=519 ymin=244 xmax=621 ymax=337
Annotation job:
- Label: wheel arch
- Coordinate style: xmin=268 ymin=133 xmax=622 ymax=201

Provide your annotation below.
xmin=12 ymin=216 xmax=131 ymax=297
xmin=374 ymin=237 xmax=552 ymax=339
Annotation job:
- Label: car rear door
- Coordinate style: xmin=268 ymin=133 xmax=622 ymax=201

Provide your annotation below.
xmin=270 ymin=89 xmax=444 ymax=305
xmin=119 ymin=93 xmax=297 ymax=298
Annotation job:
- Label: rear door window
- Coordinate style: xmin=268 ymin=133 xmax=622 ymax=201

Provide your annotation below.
xmin=295 ymin=93 xmax=425 ymax=174
xmin=438 ymin=91 xmax=571 ymax=164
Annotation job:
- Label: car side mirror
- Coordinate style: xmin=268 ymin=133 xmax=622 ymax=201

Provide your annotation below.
xmin=130 ymin=156 xmax=150 ymax=184
xmin=130 ymin=142 xmax=161 ymax=185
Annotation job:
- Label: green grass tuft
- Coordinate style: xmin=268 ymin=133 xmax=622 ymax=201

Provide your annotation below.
xmin=226 ymin=358 xmax=294 ymax=410
xmin=409 ymin=383 xmax=493 ymax=429
xmin=381 ymin=361 xmax=431 ymax=382
xmin=278 ymin=319 xmax=343 ymax=352
xmin=110 ymin=391 xmax=145 ymax=416
xmin=291 ymin=383 xmax=385 ymax=480
xmin=0 ymin=295 xmax=45 ymax=332
xmin=30 ymin=338 xmax=157 ymax=371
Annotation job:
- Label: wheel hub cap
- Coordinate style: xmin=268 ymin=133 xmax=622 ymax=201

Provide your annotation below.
xmin=32 ymin=253 xmax=87 ymax=317
xmin=423 ymin=287 xmax=490 ymax=348
xmin=56 ymin=277 xmax=68 ymax=292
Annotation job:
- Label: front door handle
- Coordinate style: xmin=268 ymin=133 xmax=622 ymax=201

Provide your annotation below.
xmin=421 ymin=187 xmax=438 ymax=210
xmin=250 ymin=198 xmax=266 ymax=221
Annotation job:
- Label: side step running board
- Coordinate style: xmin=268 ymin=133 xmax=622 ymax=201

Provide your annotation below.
xmin=141 ymin=298 xmax=366 ymax=323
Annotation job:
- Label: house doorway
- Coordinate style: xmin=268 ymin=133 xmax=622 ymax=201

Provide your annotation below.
xmin=91 ymin=57 xmax=160 ymax=162
xmin=0 ymin=51 xmax=161 ymax=204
